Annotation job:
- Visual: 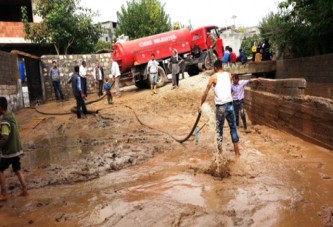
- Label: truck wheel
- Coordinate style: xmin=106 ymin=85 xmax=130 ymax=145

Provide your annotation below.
xmin=204 ymin=53 xmax=217 ymax=70
xmin=156 ymin=66 xmax=166 ymax=88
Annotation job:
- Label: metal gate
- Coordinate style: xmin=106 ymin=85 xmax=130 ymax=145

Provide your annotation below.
xmin=25 ymin=57 xmax=42 ymax=104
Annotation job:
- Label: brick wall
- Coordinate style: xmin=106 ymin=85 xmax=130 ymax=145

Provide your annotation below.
xmin=276 ymin=54 xmax=333 ymax=98
xmin=0 ymin=51 xmax=23 ymax=111
xmin=40 ymin=53 xmax=112 ymax=101
xmin=0 ymin=22 xmax=26 ymax=38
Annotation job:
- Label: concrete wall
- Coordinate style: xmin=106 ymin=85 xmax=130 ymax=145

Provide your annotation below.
xmin=0 ymin=50 xmax=23 ymax=111
xmin=276 ymin=54 xmax=333 ymax=99
xmin=40 ymin=53 xmax=111 ymax=101
xmin=245 ymin=78 xmax=333 ymax=150
xmin=220 ymin=30 xmax=244 ymax=54
xmin=219 ymin=26 xmax=260 ymax=56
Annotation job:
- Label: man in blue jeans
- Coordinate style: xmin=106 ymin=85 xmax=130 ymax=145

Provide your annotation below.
xmin=232 ymin=74 xmax=260 ymax=130
xmin=200 ymin=59 xmax=240 ymax=155
xmin=49 ymin=61 xmax=64 ymax=101
xmin=68 ymin=66 xmax=88 ymax=119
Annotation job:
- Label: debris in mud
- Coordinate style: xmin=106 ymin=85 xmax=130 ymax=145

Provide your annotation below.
xmin=318 ymin=206 xmax=333 ymax=226
xmin=55 ymin=213 xmax=71 ymax=223
xmin=224 ymin=208 xmax=236 ymax=217
xmin=321 ymin=174 xmax=332 ymax=180
xmin=204 ymin=154 xmax=231 ymax=179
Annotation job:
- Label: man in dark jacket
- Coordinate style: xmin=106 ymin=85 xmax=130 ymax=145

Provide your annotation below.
xmin=237 ymin=49 xmax=248 ymax=64
xmin=93 ymin=60 xmax=105 ymax=96
xmin=68 ymin=66 xmax=88 ymax=119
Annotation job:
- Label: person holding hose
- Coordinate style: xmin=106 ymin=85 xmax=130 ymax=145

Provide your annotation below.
xmin=68 ymin=66 xmax=88 ymax=119
xmin=110 ymin=58 xmax=121 ymax=97
xmin=200 ymin=59 xmax=240 ymax=155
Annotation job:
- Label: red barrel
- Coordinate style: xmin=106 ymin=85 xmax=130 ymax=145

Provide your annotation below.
xmin=112 ymin=28 xmax=192 ymax=73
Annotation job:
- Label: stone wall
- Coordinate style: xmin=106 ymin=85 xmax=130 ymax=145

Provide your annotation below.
xmin=0 ymin=50 xmax=23 ymax=111
xmin=40 ymin=53 xmax=111 ymax=101
xmin=245 ymin=78 xmax=333 ymax=150
xmin=276 ymin=54 xmax=333 ymax=99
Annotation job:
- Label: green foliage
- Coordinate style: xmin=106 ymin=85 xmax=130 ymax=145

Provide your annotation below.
xmin=21 ymin=0 xmax=102 ymax=55
xmin=173 ymin=20 xmax=194 ymax=31
xmin=116 ymin=0 xmax=171 ymax=39
xmin=235 ymin=26 xmax=246 ymax=33
xmin=94 ymin=40 xmax=112 ymax=52
xmin=259 ymin=0 xmax=333 ymax=58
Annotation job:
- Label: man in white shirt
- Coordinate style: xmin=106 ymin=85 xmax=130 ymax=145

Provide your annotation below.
xmin=110 ymin=58 xmax=121 ymax=97
xmin=79 ymin=61 xmax=88 ymax=97
xmin=200 ymin=59 xmax=240 ymax=155
xmin=93 ymin=60 xmax=105 ymax=97
xmin=147 ymin=53 xmax=159 ymax=94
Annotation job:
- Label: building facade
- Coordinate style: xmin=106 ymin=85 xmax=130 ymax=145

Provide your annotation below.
xmin=99 ymin=21 xmax=117 ymax=43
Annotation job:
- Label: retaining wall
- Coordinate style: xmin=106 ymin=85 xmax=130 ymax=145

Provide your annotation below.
xmin=276 ymin=54 xmax=333 ymax=99
xmin=245 ymin=78 xmax=333 ymax=150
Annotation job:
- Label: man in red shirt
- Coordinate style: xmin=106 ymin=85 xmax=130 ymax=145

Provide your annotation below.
xmin=229 ymin=47 xmax=237 ymax=63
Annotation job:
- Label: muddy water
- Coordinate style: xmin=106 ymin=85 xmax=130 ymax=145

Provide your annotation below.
xmin=1 ymin=134 xmax=332 ymax=226
xmin=0 ymin=76 xmax=332 ymax=226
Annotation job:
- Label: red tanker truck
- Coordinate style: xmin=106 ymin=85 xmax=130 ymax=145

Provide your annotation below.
xmin=111 ymin=25 xmax=223 ymax=88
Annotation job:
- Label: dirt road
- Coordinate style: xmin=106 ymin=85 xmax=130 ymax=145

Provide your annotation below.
xmin=0 ymin=74 xmax=332 ymax=226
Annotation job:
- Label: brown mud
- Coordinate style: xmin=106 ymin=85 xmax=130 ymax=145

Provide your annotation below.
xmin=0 ymin=74 xmax=332 ymax=226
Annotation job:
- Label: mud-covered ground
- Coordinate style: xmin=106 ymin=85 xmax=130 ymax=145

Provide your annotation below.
xmin=0 ymin=74 xmax=332 ymax=227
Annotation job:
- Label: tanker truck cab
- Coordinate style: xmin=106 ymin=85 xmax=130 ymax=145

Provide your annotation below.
xmin=189 ymin=26 xmax=223 ymax=70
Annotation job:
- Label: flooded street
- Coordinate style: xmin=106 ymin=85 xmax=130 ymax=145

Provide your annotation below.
xmin=0 ymin=74 xmax=332 ymax=226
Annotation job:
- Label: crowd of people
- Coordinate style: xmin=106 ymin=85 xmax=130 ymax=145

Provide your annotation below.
xmin=48 ymin=59 xmax=122 ymax=119
xmin=219 ymin=38 xmax=272 ymax=64
xmin=251 ymin=38 xmax=272 ymax=62
xmin=220 ymin=46 xmax=247 ymax=64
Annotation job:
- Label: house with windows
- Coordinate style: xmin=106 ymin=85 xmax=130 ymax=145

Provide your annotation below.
xmin=0 ymin=0 xmax=45 ymax=108
xmin=0 ymin=0 xmax=46 ymax=55
xmin=99 ymin=21 xmax=117 ymax=43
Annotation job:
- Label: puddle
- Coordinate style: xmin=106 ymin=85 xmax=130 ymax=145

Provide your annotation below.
xmin=124 ymin=174 xmax=206 ymax=206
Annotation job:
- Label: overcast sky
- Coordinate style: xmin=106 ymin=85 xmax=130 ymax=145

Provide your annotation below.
xmin=80 ymin=0 xmax=281 ymax=28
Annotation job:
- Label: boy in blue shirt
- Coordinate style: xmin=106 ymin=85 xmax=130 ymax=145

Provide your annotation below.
xmin=103 ymin=77 xmax=113 ymax=104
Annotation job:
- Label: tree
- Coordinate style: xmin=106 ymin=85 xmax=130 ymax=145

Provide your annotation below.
xmin=259 ymin=0 xmax=333 ymax=58
xmin=21 ymin=0 xmax=102 ymax=55
xmin=116 ymin=0 xmax=171 ymax=39
xmin=94 ymin=40 xmax=112 ymax=52
xmin=173 ymin=20 xmax=194 ymax=31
